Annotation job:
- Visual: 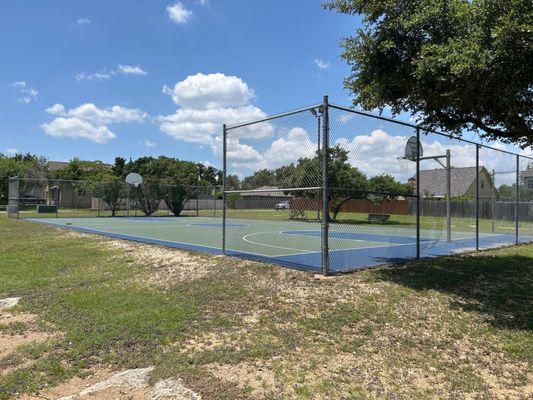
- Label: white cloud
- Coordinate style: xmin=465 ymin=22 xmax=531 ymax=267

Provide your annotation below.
xmin=10 ymin=81 xmax=26 ymax=88
xmin=5 ymin=148 xmax=19 ymax=155
xmin=210 ymin=128 xmax=317 ymax=175
xmin=211 ymin=136 xmax=263 ymax=164
xmin=76 ymin=64 xmax=148 ymax=81
xmin=313 ymin=59 xmax=330 ymax=70
xmin=42 ymin=117 xmax=116 ymax=144
xmin=42 ymin=103 xmax=147 ymax=143
xmin=9 ymin=81 xmax=38 ymax=103
xmin=159 ymin=73 xmax=269 ymax=149
xmin=141 ymin=139 xmax=157 ymax=148
xmin=117 ymin=64 xmax=148 ymax=75
xmin=331 ymin=129 xmax=533 ymax=185
xmin=167 ymin=2 xmax=192 ymax=24
xmin=76 ymin=71 xmax=112 ymax=81
xmin=45 ymin=104 xmax=66 ymax=115
xmin=77 ymin=17 xmax=90 ymax=24
xmin=163 ymin=73 xmax=255 ymax=109
xmin=46 ymin=103 xmax=147 ymax=125
xmin=159 ymin=105 xmax=268 ymax=144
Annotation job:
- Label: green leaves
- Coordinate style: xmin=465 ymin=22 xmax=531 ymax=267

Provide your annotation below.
xmin=326 ymin=0 xmax=533 ymax=147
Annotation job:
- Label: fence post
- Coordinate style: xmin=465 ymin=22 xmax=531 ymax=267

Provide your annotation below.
xmin=491 ymin=169 xmax=495 ymax=233
xmin=321 ymin=95 xmax=330 ymax=275
xmin=416 ymin=128 xmax=420 ymax=259
xmin=514 ymin=154 xmax=520 ymax=244
xmin=475 ymin=145 xmax=480 ymax=251
xmin=196 ymin=188 xmax=199 ymax=217
xmin=446 ymin=149 xmax=451 ymax=242
xmin=126 ymin=183 xmax=130 ymax=217
xmin=8 ymin=176 xmax=20 ymax=219
xmin=222 ymin=124 xmax=227 ymax=254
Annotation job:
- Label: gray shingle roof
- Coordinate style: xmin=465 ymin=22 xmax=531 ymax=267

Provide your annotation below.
xmin=413 ymin=166 xmax=487 ymax=197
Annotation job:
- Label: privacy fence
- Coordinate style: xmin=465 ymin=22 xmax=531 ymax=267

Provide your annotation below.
xmin=222 ymin=96 xmax=533 ymax=274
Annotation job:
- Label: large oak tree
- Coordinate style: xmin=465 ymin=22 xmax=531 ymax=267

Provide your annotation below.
xmin=325 ymin=0 xmax=532 ymax=147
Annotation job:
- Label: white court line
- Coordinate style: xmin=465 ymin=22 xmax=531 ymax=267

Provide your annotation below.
xmin=242 ymin=231 xmax=316 ymax=253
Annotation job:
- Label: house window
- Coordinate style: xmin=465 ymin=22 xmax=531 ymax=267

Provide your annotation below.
xmin=480 ymin=180 xmax=485 ymax=189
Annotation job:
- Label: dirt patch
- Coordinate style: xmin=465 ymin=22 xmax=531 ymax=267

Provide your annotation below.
xmin=209 ymin=361 xmax=277 ymax=398
xmin=100 ymin=239 xmax=216 ymax=286
xmin=0 ymin=311 xmax=57 ymax=359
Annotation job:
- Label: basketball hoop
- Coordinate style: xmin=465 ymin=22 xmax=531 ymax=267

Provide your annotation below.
xmin=404 ymin=136 xmax=423 ymax=161
xmin=126 ymin=173 xmax=143 ymax=187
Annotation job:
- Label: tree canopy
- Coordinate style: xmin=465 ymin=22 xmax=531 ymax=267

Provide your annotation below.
xmin=325 ymin=0 xmax=533 ymax=147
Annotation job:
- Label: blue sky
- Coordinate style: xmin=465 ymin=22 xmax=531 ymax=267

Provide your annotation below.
xmin=1 ymin=0 xmax=530 ymax=182
xmin=0 ymin=0 xmax=359 ymax=165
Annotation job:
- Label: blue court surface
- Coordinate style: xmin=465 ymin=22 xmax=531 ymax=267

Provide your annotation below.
xmin=27 ymin=216 xmax=533 ymax=273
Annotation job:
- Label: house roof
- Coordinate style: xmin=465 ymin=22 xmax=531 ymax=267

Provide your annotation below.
xmin=240 ymin=186 xmax=290 ymax=197
xmin=520 ymin=170 xmax=533 ymax=179
xmin=47 ymin=161 xmax=70 ymax=171
xmin=413 ymin=166 xmax=490 ymax=197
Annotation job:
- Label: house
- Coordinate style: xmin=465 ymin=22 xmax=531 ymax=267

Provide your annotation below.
xmin=47 ymin=161 xmax=70 ymax=171
xmin=521 ymin=170 xmax=533 ymax=191
xmin=408 ymin=166 xmax=494 ymax=199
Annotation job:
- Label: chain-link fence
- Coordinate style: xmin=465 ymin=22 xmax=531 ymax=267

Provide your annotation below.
xmin=223 ymin=96 xmax=533 ymax=274
xmin=8 ymin=97 xmax=531 ymax=275
xmin=7 ymin=177 xmax=221 ymax=219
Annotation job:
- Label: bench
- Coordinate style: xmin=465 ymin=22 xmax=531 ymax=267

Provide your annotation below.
xmin=367 ymin=213 xmax=390 ymax=223
xmin=37 ymin=204 xmax=58 ymax=214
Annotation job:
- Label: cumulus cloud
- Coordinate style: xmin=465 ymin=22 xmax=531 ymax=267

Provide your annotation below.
xmin=76 ymin=64 xmax=148 ymax=81
xmin=209 ymin=127 xmax=317 ymax=175
xmin=159 ymin=73 xmax=269 ymax=148
xmin=163 ymin=73 xmax=254 ymax=109
xmin=5 ymin=148 xmax=19 ymax=155
xmin=77 ymin=17 xmax=90 ymax=24
xmin=9 ymin=81 xmax=38 ymax=103
xmin=159 ymin=105 xmax=268 ymax=144
xmin=42 ymin=103 xmax=147 ymax=143
xmin=313 ymin=59 xmax=330 ymax=70
xmin=42 ymin=117 xmax=116 ymax=144
xmin=331 ymin=128 xmax=533 ymax=186
xmin=46 ymin=103 xmax=147 ymax=125
xmin=167 ymin=1 xmax=192 ymax=24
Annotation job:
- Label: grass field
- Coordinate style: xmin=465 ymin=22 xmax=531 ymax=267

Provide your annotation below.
xmin=0 ymin=214 xmax=532 ymax=399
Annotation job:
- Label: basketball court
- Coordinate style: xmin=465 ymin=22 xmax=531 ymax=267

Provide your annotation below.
xmin=26 ymin=216 xmax=532 ymax=273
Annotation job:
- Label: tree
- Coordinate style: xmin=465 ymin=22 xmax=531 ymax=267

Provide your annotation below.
xmin=134 ymin=179 xmax=165 ymax=216
xmin=325 ymin=0 xmax=533 ymax=147
xmin=165 ymin=183 xmax=186 ymax=216
xmin=226 ymin=192 xmax=242 ymax=209
xmin=368 ymin=174 xmax=414 ymax=202
xmin=50 ymin=158 xmax=112 ymax=181
xmin=112 ymin=157 xmax=126 ymax=178
xmin=95 ymin=178 xmax=124 ymax=217
xmin=241 ymin=169 xmax=277 ymax=190
xmin=291 ymin=146 xmax=369 ymax=221
xmin=0 ymin=153 xmax=47 ymax=204
xmin=225 ymin=174 xmax=241 ymax=190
